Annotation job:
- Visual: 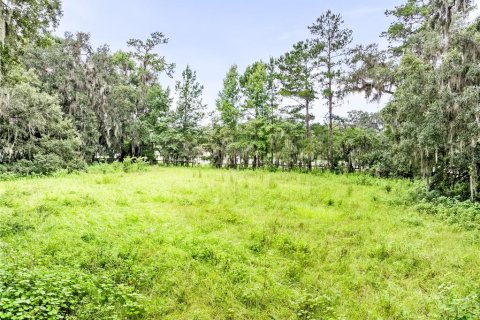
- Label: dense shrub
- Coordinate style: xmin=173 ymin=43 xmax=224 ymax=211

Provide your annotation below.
xmin=411 ymin=183 xmax=480 ymax=230
xmin=0 ymin=268 xmax=85 ymax=319
xmin=0 ymin=267 xmax=146 ymax=320
xmin=435 ymin=284 xmax=480 ymax=320
xmin=0 ymin=155 xmax=86 ymax=178
xmin=294 ymin=293 xmax=335 ymax=320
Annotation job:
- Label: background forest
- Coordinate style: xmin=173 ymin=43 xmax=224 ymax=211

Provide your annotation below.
xmin=2 ymin=1 xmax=480 ymax=319
xmin=1 ymin=0 xmax=480 ymax=202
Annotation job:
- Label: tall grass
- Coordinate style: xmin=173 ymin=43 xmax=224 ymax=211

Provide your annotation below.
xmin=0 ymin=166 xmax=479 ymax=319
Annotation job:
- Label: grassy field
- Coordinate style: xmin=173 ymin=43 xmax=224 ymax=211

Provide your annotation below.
xmin=0 ymin=166 xmax=479 ymax=319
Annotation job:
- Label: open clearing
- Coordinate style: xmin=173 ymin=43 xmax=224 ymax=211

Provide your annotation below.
xmin=0 ymin=167 xmax=479 ymax=319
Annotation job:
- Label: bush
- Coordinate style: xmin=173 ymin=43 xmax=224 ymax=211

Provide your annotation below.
xmin=0 ymin=267 xmax=146 ymax=319
xmin=435 ymin=284 xmax=480 ymax=319
xmin=413 ymin=187 xmax=480 ymax=230
xmin=0 ymin=268 xmax=85 ymax=319
xmin=66 ymin=158 xmax=88 ymax=173
xmin=123 ymin=157 xmax=149 ymax=173
xmin=32 ymin=154 xmax=65 ymax=174
xmin=0 ymin=166 xmax=18 ymax=181
xmin=122 ymin=157 xmax=134 ymax=173
xmin=294 ymin=292 xmax=336 ymax=320
xmin=135 ymin=157 xmax=149 ymax=172
xmin=0 ymin=155 xmax=87 ymax=177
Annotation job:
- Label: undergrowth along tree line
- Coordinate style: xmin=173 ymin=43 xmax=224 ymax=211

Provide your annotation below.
xmin=1 ymin=0 xmax=480 ymax=200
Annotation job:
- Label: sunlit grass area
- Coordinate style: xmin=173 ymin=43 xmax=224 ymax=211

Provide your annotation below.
xmin=1 ymin=166 xmax=479 ymax=319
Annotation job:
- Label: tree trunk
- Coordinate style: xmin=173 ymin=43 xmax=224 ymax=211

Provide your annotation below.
xmin=253 ymin=144 xmax=258 ymax=170
xmin=327 ymin=53 xmax=334 ymax=170
xmin=328 ymin=94 xmax=333 ymax=169
xmin=470 ymin=140 xmax=477 ymax=202
xmin=305 ymin=99 xmax=312 ymax=171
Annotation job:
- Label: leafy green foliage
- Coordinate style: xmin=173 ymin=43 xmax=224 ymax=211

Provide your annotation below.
xmin=435 ymin=284 xmax=480 ymax=320
xmin=295 ymin=293 xmax=335 ymax=320
xmin=0 ymin=268 xmax=83 ymax=319
xmin=412 ymin=187 xmax=480 ymax=230
xmin=0 ymin=167 xmax=478 ymax=318
xmin=153 ymin=66 xmax=207 ymax=165
xmin=0 ymin=81 xmax=84 ymax=175
xmin=1 ymin=0 xmax=480 ymax=205
xmin=0 ymin=0 xmax=62 ymax=83
xmin=0 ymin=267 xmax=146 ymax=320
xmin=309 ymin=10 xmax=353 ymax=169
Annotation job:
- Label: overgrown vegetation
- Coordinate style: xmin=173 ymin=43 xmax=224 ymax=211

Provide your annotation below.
xmin=0 ymin=167 xmax=479 ymax=319
xmin=1 ymin=1 xmax=480 ymax=201
xmin=1 ymin=1 xmax=480 ymax=317
xmin=412 ymin=183 xmax=480 ymax=231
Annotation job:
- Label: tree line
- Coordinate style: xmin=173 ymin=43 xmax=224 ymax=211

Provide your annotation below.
xmin=1 ymin=0 xmax=480 ymax=201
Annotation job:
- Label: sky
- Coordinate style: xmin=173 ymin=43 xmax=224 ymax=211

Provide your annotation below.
xmin=56 ymin=0 xmax=478 ymax=120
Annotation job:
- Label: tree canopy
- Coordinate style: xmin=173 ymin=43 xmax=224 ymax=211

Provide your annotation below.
xmin=1 ymin=0 xmax=480 ymax=201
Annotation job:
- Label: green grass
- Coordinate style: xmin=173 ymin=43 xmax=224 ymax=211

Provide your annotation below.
xmin=0 ymin=166 xmax=479 ymax=319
